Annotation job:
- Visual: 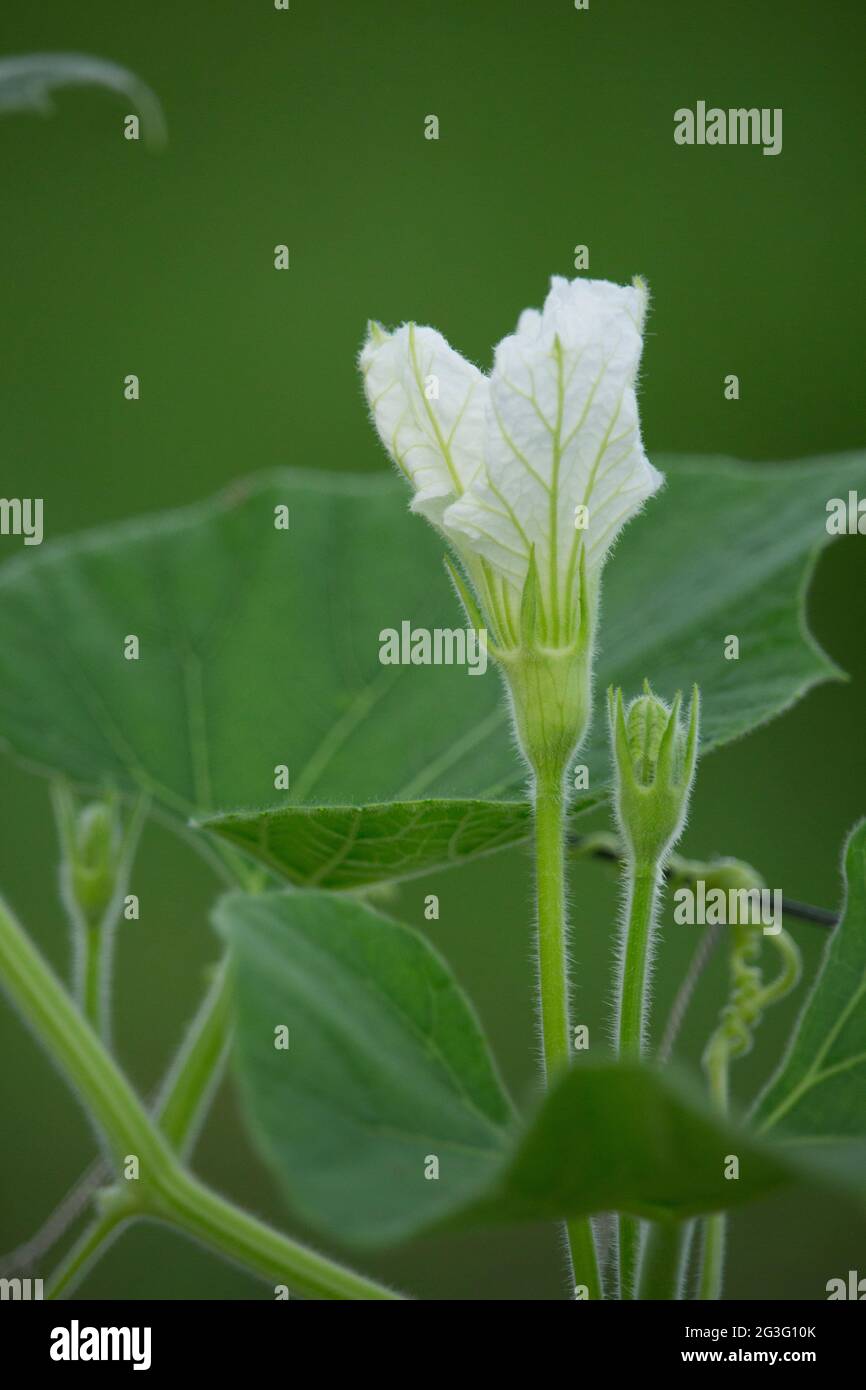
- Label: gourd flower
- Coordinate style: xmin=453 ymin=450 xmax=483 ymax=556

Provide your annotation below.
xmin=360 ymin=275 xmax=662 ymax=781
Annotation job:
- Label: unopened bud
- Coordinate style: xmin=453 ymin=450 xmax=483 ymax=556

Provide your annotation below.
xmin=609 ymin=682 xmax=700 ymax=863
xmin=67 ymin=799 xmax=122 ymax=930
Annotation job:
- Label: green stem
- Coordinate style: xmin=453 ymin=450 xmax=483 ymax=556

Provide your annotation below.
xmin=50 ymin=782 xmax=106 ymax=1038
xmin=618 ymin=1216 xmax=640 ymax=1300
xmin=617 ymin=861 xmax=661 ymax=1058
xmin=155 ymin=959 xmax=233 ymax=1155
xmin=43 ymin=960 xmax=234 ymax=1295
xmin=44 ymin=1209 xmax=129 ymax=1300
xmin=535 ymin=778 xmax=572 ymax=1074
xmin=534 ymin=770 xmax=601 ymax=1300
xmin=51 ymin=782 xmax=149 ymax=1046
xmin=697 ymin=1033 xmax=730 ymax=1299
xmin=616 ymin=857 xmax=661 ymax=1299
xmin=637 ymin=1218 xmax=693 ymax=1300
xmin=42 ymin=836 xmax=253 ymax=1289
xmin=0 ymin=895 xmax=171 ymax=1172
xmin=156 ymin=1170 xmax=399 ymax=1301
xmin=698 ymin=1215 xmax=727 ymax=1301
xmin=0 ymin=895 xmax=402 ymax=1300
xmin=81 ymin=923 xmax=105 ymax=1038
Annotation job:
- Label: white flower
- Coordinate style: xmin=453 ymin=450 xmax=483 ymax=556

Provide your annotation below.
xmin=359 ymin=320 xmax=487 ymax=530
xmin=360 ymin=276 xmax=662 ymax=653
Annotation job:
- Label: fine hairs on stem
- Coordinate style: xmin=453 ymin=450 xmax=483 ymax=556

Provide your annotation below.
xmin=611 ymin=859 xmax=664 ymax=1057
xmin=0 ymin=893 xmax=403 ymax=1302
xmin=533 ymin=759 xmax=602 ymax=1299
xmin=608 ymin=684 xmax=700 ymax=1299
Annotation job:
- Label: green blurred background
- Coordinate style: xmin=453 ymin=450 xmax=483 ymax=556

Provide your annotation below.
xmin=1 ymin=0 xmax=864 ymax=1299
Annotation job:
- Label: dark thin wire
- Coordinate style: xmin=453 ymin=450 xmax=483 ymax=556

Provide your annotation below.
xmin=570 ymin=835 xmax=839 ymax=1059
xmin=570 ymin=835 xmax=838 ymax=930
xmin=779 ymin=896 xmax=837 ymax=929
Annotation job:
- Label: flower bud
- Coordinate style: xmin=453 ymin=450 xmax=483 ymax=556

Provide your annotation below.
xmin=609 ymin=681 xmax=699 ymax=864
xmin=67 ymin=800 xmax=123 ymax=928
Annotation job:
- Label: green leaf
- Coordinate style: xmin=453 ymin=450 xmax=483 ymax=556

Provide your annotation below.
xmin=219 ymin=888 xmax=796 ymax=1248
xmin=753 ymin=819 xmax=866 ymax=1151
xmin=206 ymin=798 xmax=535 ymax=890
xmin=208 ymin=453 xmax=865 ymax=886
xmin=216 ymin=888 xmax=515 ymax=1246
xmin=0 ymin=454 xmax=861 ymax=888
xmin=458 ymin=1062 xmax=792 ymax=1233
xmin=0 ymin=470 xmax=513 ymax=830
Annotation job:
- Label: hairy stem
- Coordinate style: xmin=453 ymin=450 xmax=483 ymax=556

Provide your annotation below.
xmin=697 ymin=1214 xmax=727 ymax=1301
xmin=534 ymin=769 xmax=601 ymax=1300
xmin=697 ymin=1033 xmax=730 ymax=1299
xmin=155 ymin=1169 xmax=399 ymax=1301
xmin=571 ymin=834 xmax=836 ymax=931
xmin=38 ymin=833 xmax=252 ymax=1287
xmin=616 ymin=857 xmax=662 ymax=1298
xmin=0 ymin=895 xmax=402 ymax=1300
xmin=636 ymin=1218 xmax=693 ymax=1300
xmin=617 ymin=861 xmax=661 ymax=1057
xmin=0 ymin=894 xmax=171 ymax=1171
xmin=40 ymin=960 xmax=233 ymax=1294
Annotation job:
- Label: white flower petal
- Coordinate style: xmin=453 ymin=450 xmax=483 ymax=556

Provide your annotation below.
xmin=359 ymin=321 xmax=487 ymax=524
xmin=443 ymin=277 xmax=662 ymax=640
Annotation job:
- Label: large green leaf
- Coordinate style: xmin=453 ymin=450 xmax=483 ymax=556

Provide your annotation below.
xmin=215 ymin=887 xmax=515 ymax=1245
xmin=219 ymin=888 xmax=799 ymax=1248
xmin=0 ymin=454 xmax=861 ymax=887
xmin=208 ymin=452 xmax=864 ymax=885
xmin=753 ymin=819 xmax=866 ymax=1151
xmin=456 ymin=1063 xmax=791 ymax=1233
xmin=0 ymin=469 xmax=513 ymax=827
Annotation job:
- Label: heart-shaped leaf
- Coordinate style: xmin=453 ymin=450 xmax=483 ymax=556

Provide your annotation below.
xmin=208 ymin=453 xmax=864 ymax=885
xmin=0 ymin=454 xmax=861 ymax=888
